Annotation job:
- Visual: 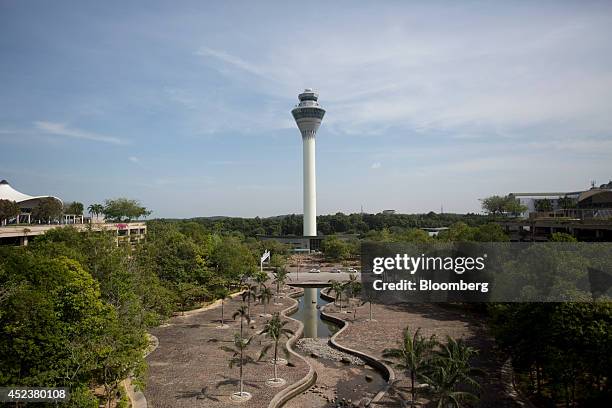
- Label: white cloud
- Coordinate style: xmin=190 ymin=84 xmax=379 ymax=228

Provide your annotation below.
xmin=34 ymin=121 xmax=125 ymax=145
xmin=192 ymin=9 xmax=612 ymax=141
xmin=371 ymin=162 xmax=381 ymax=169
xmin=128 ymin=156 xmax=141 ymax=164
xmin=194 ymin=47 xmax=267 ymax=77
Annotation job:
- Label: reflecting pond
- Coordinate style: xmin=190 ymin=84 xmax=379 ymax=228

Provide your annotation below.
xmin=291 ymin=287 xmax=339 ymax=338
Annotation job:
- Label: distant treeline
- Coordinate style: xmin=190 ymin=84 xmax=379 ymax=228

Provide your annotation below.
xmin=160 ymin=212 xmax=495 ymax=237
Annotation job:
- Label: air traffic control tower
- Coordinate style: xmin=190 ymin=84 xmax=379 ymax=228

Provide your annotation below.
xmin=292 ymin=89 xmax=326 ymax=237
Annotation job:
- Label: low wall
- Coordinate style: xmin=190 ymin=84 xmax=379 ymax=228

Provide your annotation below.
xmin=267 ymin=289 xmax=318 ymax=408
xmin=319 ymin=289 xmax=395 ymax=405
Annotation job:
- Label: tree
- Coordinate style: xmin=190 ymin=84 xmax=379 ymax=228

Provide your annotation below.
xmin=346 ymin=273 xmax=358 ymax=300
xmin=269 ymin=253 xmax=287 ymax=270
xmin=420 ymin=337 xmax=482 ymax=408
xmin=272 ymin=268 xmax=289 ymax=300
xmin=383 ymin=326 xmax=437 ymax=406
xmin=87 ymin=203 xmax=104 ymax=219
xmin=0 ymin=199 xmax=20 ymax=225
xmin=321 ymin=235 xmax=350 ymax=260
xmin=438 ymin=222 xmax=509 ymax=242
xmin=328 ymin=280 xmax=345 ymax=310
xmin=233 ymin=305 xmax=251 ymax=340
xmin=503 ymin=197 xmax=527 ymax=216
xmin=489 ymin=303 xmax=611 ymax=406
xmin=535 ymin=198 xmax=553 ymax=212
xmin=102 ymin=198 xmax=151 ymax=222
xmin=551 ymin=232 xmax=577 ymax=242
xmin=480 ymin=195 xmax=526 ymax=216
xmin=0 ymin=249 xmax=146 ymax=403
xmin=31 ymin=197 xmax=63 ymax=222
xmin=558 ymin=196 xmax=576 ymax=210
xmin=216 ymin=288 xmax=230 ymax=328
xmin=176 ymin=282 xmax=208 ymax=314
xmin=137 ymin=223 xmax=212 ymax=284
xmin=472 ymin=223 xmax=510 ymax=242
xmin=241 ymin=283 xmax=258 ymax=321
xmin=64 ymin=201 xmax=84 ymax=215
xmin=254 ymin=272 xmax=268 ymax=293
xmin=480 ymin=195 xmax=507 ymax=215
xmin=258 ymin=286 xmax=273 ymax=317
xmin=220 ymin=333 xmax=254 ymax=400
xmin=361 ymin=292 xmax=377 ymax=321
xmin=211 ymin=237 xmax=257 ymax=283
xmin=259 ymin=313 xmax=294 ymax=385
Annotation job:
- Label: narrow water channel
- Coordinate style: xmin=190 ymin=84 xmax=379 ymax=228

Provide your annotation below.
xmin=290 ymin=287 xmax=338 ymax=338
xmin=287 ymin=287 xmax=387 ymax=407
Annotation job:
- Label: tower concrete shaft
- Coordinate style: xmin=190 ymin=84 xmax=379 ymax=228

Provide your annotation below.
xmin=292 ymin=89 xmax=325 ymax=237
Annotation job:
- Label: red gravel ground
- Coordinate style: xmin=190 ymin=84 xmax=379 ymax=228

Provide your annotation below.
xmin=144 ymin=286 xmax=308 ymax=408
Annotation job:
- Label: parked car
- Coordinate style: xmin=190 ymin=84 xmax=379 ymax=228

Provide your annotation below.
xmin=331 ymin=268 xmax=342 ymax=273
xmin=347 ymin=268 xmax=359 ymax=273
xmin=309 ymin=268 xmax=321 ymax=273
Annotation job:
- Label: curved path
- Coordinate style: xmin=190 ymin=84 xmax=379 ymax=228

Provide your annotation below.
xmin=144 ymin=288 xmax=309 ymax=408
xmin=322 ymin=300 xmax=525 ymax=407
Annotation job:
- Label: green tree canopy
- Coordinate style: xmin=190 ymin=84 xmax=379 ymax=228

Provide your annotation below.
xmin=0 ymin=199 xmax=20 ymax=224
xmin=32 ymin=197 xmax=63 ymax=222
xmin=534 ymin=198 xmax=554 ymax=212
xmin=0 ymin=250 xmax=123 ymax=389
xmin=481 ymin=195 xmax=526 ymax=216
xmin=321 ymin=235 xmax=351 ymax=260
xmin=64 ymin=201 xmax=84 ymax=215
xmin=103 ymin=198 xmax=151 ymax=222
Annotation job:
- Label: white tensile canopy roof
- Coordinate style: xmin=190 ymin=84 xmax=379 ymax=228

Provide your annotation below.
xmin=0 ymin=179 xmax=62 ymax=207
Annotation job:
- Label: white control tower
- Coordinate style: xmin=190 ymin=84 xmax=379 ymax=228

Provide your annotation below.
xmin=292 ymin=89 xmax=325 ymax=237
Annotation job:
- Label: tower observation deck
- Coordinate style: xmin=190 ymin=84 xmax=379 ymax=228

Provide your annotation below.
xmin=292 ymin=89 xmax=325 ymax=237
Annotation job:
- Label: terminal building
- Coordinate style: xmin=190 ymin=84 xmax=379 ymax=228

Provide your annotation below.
xmin=501 ymin=181 xmax=612 ymax=241
xmin=0 ymin=179 xmax=146 ymax=246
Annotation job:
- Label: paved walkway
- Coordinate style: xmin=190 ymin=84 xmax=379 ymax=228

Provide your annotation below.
xmin=144 ymin=287 xmax=308 ymax=408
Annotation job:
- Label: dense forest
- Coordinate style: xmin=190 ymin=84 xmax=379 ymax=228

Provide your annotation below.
xmin=0 ymin=221 xmax=270 ymax=407
xmin=162 ymin=211 xmax=496 ymax=237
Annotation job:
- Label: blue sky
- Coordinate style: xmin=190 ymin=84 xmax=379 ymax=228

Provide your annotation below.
xmin=1 ymin=1 xmax=612 ymax=218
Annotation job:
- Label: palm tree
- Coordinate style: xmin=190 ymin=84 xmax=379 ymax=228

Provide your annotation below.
xmin=258 ymin=286 xmax=273 ymax=317
xmin=254 ymin=272 xmax=268 ymax=295
xmin=272 ymin=268 xmax=289 ymax=304
xmin=87 ymin=203 xmax=104 ymax=220
xmin=383 ymin=326 xmax=437 ymax=407
xmin=420 ymin=336 xmax=483 ymax=408
xmin=360 ymin=292 xmax=377 ymax=321
xmin=241 ymin=283 xmax=258 ymax=321
xmin=219 ymin=333 xmax=255 ymax=400
xmin=233 ymin=305 xmax=251 ymax=339
xmin=346 ymin=273 xmax=358 ymax=299
xmin=328 ymin=280 xmax=344 ymax=310
xmin=217 ymin=288 xmax=230 ymax=328
xmin=259 ymin=313 xmax=294 ymax=386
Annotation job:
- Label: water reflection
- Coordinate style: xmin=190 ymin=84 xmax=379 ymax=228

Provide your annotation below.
xmin=291 ymin=287 xmax=338 ymax=338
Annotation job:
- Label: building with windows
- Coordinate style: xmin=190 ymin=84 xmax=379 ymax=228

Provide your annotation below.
xmin=501 ymin=181 xmax=612 ymax=241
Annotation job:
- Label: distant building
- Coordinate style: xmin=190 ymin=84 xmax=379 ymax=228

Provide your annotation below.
xmin=502 ymin=180 xmax=612 ymax=241
xmin=0 ymin=179 xmax=63 ymax=224
xmin=0 ymin=179 xmax=146 ymax=246
xmin=382 ymin=209 xmax=396 ymax=215
xmin=511 ymin=181 xmax=612 ymax=218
